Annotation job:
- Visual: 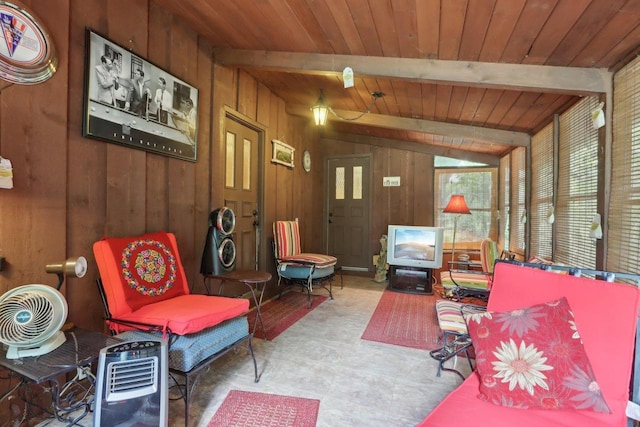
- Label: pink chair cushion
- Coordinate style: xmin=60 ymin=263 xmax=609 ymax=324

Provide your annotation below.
xmin=109 ymin=294 xmax=248 ymax=335
xmin=94 ymin=231 xmax=249 ymax=335
xmin=94 ymin=232 xmax=191 ymax=316
xmin=418 ymin=261 xmax=640 ymax=426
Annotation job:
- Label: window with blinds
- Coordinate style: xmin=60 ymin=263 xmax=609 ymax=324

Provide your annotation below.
xmin=434 ymin=168 xmax=498 ymax=250
xmin=530 ymin=123 xmax=554 ymax=259
xmin=555 ymin=97 xmax=599 ymax=269
xmin=608 ymin=55 xmax=640 ymax=274
xmin=509 ymin=148 xmax=526 ymax=255
xmin=499 ymin=155 xmax=510 ymax=251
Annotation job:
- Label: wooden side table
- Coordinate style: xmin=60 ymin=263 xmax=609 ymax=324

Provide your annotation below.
xmin=203 ymin=270 xmax=271 ymax=339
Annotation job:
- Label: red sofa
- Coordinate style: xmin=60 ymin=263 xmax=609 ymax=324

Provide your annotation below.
xmin=418 ymin=261 xmax=640 ymax=427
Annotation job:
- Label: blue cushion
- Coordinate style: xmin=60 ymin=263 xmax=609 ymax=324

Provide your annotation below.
xmin=277 ymin=264 xmax=334 ymax=280
xmin=115 ymin=316 xmax=249 ymax=372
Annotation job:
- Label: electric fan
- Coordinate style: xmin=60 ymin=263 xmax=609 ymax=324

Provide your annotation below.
xmin=0 ymin=284 xmax=68 ymax=359
xmin=213 ymin=206 xmax=235 ymax=235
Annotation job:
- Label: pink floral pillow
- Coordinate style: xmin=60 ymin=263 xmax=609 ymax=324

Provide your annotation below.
xmin=465 ymin=297 xmax=610 ymax=412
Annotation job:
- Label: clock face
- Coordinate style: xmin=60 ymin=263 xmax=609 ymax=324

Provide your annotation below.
xmin=303 ymin=150 xmax=311 ymax=172
xmin=0 ymin=1 xmax=57 ymax=84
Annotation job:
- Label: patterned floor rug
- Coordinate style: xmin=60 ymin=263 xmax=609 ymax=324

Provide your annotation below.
xmin=247 ymin=290 xmax=327 ymax=340
xmin=207 ymin=390 xmax=320 ymax=427
xmin=361 ymin=290 xmax=441 ymax=350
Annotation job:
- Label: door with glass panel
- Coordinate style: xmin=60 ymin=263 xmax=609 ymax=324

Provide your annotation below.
xmin=327 ymin=155 xmax=371 ymax=270
xmin=224 ymin=117 xmax=261 ymax=271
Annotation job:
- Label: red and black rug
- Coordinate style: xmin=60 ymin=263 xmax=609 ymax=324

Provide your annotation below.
xmin=361 ymin=290 xmax=441 ymax=350
xmin=207 ymin=390 xmax=320 ymax=427
xmin=247 ymin=291 xmax=327 ymax=340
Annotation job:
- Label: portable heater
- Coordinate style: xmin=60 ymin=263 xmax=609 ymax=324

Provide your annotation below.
xmin=94 ymin=339 xmax=168 ymax=427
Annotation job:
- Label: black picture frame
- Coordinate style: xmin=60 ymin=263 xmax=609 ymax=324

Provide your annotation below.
xmin=82 ymin=28 xmax=199 ymax=162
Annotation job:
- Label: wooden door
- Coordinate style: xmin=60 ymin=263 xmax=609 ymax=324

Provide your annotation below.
xmin=224 ymin=117 xmax=261 ymax=270
xmin=327 ymin=155 xmax=371 ymax=270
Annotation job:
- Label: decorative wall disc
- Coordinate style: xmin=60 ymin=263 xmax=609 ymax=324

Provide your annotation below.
xmin=0 ymin=1 xmax=57 ymax=84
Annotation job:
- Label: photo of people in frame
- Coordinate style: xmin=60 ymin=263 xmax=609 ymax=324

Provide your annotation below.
xmin=83 ymin=29 xmax=199 ymax=162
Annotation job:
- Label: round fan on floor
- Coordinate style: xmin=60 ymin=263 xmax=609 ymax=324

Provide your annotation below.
xmin=0 ymin=284 xmax=68 ymax=359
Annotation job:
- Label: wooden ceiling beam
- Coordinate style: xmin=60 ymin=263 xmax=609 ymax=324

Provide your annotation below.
xmin=287 ymin=104 xmax=530 ymax=147
xmin=320 ymin=131 xmax=500 ymax=166
xmin=214 ymin=48 xmax=612 ymax=95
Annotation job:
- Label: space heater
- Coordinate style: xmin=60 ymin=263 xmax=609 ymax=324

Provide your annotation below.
xmin=94 ymin=339 xmax=168 ymax=427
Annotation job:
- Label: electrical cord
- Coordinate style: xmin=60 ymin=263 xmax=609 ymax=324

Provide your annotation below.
xmin=328 ymin=91 xmax=385 ymax=121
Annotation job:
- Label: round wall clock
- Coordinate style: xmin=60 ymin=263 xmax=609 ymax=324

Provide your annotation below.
xmin=0 ymin=1 xmax=57 ymax=84
xmin=303 ymin=150 xmax=311 ymax=172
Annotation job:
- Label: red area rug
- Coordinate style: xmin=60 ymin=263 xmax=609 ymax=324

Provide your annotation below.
xmin=208 ymin=390 xmax=320 ymax=427
xmin=247 ymin=291 xmax=327 ymax=340
xmin=361 ymin=290 xmax=441 ymax=350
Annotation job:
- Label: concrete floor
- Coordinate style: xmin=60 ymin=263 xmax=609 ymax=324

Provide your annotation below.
xmin=38 ymin=274 xmax=469 ymax=426
xmin=170 ymin=274 xmax=468 ymax=427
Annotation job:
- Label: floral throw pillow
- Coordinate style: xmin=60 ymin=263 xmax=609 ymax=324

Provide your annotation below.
xmin=465 ymin=297 xmax=610 ymax=412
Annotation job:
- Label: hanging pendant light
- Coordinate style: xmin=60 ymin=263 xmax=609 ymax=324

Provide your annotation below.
xmin=311 ymin=91 xmax=329 ymax=126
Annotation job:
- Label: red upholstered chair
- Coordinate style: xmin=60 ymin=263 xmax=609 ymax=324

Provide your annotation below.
xmin=273 ymin=220 xmax=337 ymax=308
xmin=93 ymin=231 xmax=258 ymax=425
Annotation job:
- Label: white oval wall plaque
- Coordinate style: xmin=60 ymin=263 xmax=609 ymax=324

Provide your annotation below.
xmin=0 ymin=1 xmax=57 ymax=84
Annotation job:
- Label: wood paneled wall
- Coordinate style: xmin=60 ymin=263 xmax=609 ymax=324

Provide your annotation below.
xmin=0 ymin=0 xmax=435 ymax=337
xmin=0 ymin=0 xmax=312 ymax=334
xmin=0 ymin=0 xmax=435 ymax=421
xmin=318 ymin=137 xmax=436 ymax=264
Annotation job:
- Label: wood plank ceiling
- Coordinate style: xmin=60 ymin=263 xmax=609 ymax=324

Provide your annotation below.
xmin=153 ymin=0 xmax=640 ymax=163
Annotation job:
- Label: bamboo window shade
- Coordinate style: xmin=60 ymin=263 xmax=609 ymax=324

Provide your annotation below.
xmin=509 ymin=147 xmax=526 ymax=256
xmin=555 ymin=96 xmax=599 ymax=269
xmin=499 ymin=155 xmax=510 ymax=252
xmin=608 ymin=55 xmax=640 ymax=274
xmin=529 ymin=123 xmax=554 ymax=260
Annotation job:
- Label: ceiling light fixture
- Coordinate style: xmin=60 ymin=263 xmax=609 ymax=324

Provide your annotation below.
xmin=311 ymin=89 xmax=385 ymax=126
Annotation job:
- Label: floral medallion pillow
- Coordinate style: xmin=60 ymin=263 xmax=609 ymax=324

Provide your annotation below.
xmin=465 ymin=297 xmax=610 ymax=412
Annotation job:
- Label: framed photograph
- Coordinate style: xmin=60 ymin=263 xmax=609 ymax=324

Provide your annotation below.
xmin=82 ymin=28 xmax=199 ymax=162
xmin=271 ymin=139 xmax=295 ymax=168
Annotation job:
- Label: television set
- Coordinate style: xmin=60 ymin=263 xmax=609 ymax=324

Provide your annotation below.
xmin=386 ymin=225 xmax=444 ymax=269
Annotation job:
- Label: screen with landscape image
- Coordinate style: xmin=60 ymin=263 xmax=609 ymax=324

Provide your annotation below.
xmin=387 ymin=225 xmax=444 ymax=269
